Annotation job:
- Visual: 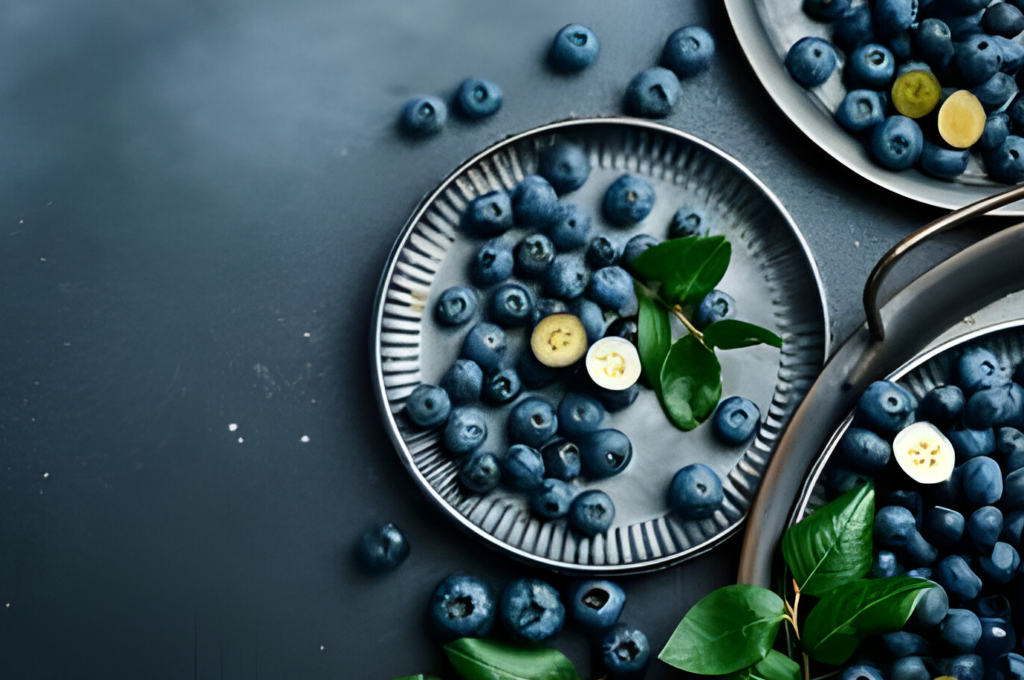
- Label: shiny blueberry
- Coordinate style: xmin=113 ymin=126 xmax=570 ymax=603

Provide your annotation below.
xmin=549 ymin=24 xmax=599 ymax=73
xmin=855 ymin=381 xmax=918 ymax=433
xmin=871 ymin=116 xmax=924 ymax=170
xmin=470 ymin=238 xmax=514 ymax=287
xmin=501 ymin=444 xmax=545 ymax=492
xmin=960 ymin=346 xmax=1013 ymax=393
xmin=945 ymin=428 xmax=995 ymax=460
xmin=456 ymin=78 xmax=503 ymax=119
xmin=846 ymin=44 xmax=896 ymax=90
xmin=586 ymin=235 xmax=621 ymax=269
xmin=569 ymin=489 xmax=616 ymax=537
xmin=985 ymin=135 xmax=1024 ymax=184
xmin=462 ymin=191 xmax=513 ymax=238
xmin=530 ymin=479 xmax=576 ymax=519
xmin=400 ymin=95 xmax=447 ymax=137
xmin=508 ymin=396 xmax=558 ymax=448
xmin=601 ymin=624 xmax=650 ymax=680
xmin=882 ymin=631 xmax=930 ymax=657
xmin=461 ymin=322 xmax=507 ymax=372
xmin=874 ymin=0 xmax=917 ymax=37
xmin=603 ymin=175 xmax=655 ymax=227
xmin=578 ymin=429 xmax=633 ymax=479
xmin=712 ymin=396 xmax=760 ymax=446
xmin=356 ymin=522 xmax=410 ymax=572
xmin=558 ymin=392 xmax=606 ymax=439
xmin=512 ymin=175 xmax=559 ymax=227
xmin=444 ymin=406 xmax=488 ymax=456
xmin=935 ymin=555 xmax=984 ymax=602
xmin=605 ymin=317 xmax=638 ymax=346
xmin=695 ymin=289 xmax=736 ymax=330
xmin=566 ymin=579 xmax=625 ymax=632
xmin=891 ymin=657 xmax=929 ymax=680
xmin=785 ymin=36 xmax=837 ymax=88
xmin=482 ymin=367 xmax=522 ymax=406
xmin=839 ymin=427 xmax=892 ymax=473
xmin=429 ymin=573 xmax=496 ymax=639
xmin=662 ymin=26 xmax=715 ymax=78
xmin=548 ymin=204 xmax=592 ymax=252
xmin=977 ymin=617 xmax=1016 ymax=658
xmin=914 ymin=18 xmax=955 ymax=71
xmin=968 ymin=505 xmax=1003 ymax=550
xmin=435 ymin=286 xmax=478 ymax=328
xmin=501 ymin=578 xmax=565 ymax=643
xmin=545 ymin=253 xmax=590 ymax=300
xmin=515 ymin=233 xmax=556 ymax=279
xmin=406 ymin=384 xmax=451 ymax=428
xmin=441 ymin=359 xmax=483 ymax=405
xmin=981 ymin=112 xmax=1012 ymax=152
xmin=621 ymin=234 xmax=661 ymax=270
xmin=961 ymin=456 xmax=1004 ymax=506
xmin=668 ymin=206 xmax=709 ymax=238
xmin=460 ymin=451 xmax=501 ymax=494
xmin=956 ymin=34 xmax=1005 ymax=86
xmin=921 ymin=141 xmax=970 ymax=180
xmin=488 ymin=283 xmax=533 ymax=328
xmin=872 ymin=550 xmax=902 ymax=578
xmin=571 ymin=298 xmax=606 ymax=345
xmin=669 ymin=463 xmax=723 ymax=520
xmin=538 ymin=141 xmax=590 ymax=195
xmin=924 ymin=507 xmax=966 ymax=548
xmin=592 ymin=383 xmax=640 ymax=413
xmin=834 ymin=6 xmax=875 ymax=53
xmin=541 ymin=438 xmax=582 ymax=481
xmin=983 ymin=3 xmax=1024 ymax=39
xmin=920 ymin=385 xmax=965 ymax=427
xmin=979 ymin=542 xmax=1020 ymax=585
xmin=624 ymin=67 xmax=680 ymax=119
xmin=941 ymin=608 xmax=983 ymax=653
xmin=836 ymin=90 xmax=886 ymax=134
xmin=588 ymin=266 xmax=637 ymax=314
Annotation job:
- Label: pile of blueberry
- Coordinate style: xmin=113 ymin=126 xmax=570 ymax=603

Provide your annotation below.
xmin=785 ymin=0 xmax=1024 ymax=183
xmin=825 ymin=343 xmax=1024 ymax=680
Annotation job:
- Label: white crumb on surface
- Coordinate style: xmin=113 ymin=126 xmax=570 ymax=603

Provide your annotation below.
xmin=300 ymin=435 xmax=310 ymax=443
xmin=228 ymin=423 xmax=238 ymax=431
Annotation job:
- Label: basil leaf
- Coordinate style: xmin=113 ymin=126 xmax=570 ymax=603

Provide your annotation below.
xmin=637 ymin=284 xmax=672 ymax=393
xmin=782 ymin=484 xmax=875 ymax=597
xmin=724 ymin=650 xmax=802 ymax=680
xmin=659 ymin=335 xmax=722 ymax=431
xmin=443 ymin=638 xmax=580 ymax=680
xmin=630 ymin=236 xmax=731 ymax=306
xmin=659 ymin=584 xmax=787 ymax=674
xmin=703 ymin=320 xmax=783 ymax=351
xmin=803 ymin=576 xmax=935 ymax=665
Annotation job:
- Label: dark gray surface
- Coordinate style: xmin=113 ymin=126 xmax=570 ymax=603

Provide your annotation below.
xmin=0 ymin=1 xmax=1013 ymax=678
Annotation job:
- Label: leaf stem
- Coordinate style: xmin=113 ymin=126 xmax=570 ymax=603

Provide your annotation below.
xmin=670 ymin=305 xmax=705 ymax=342
xmin=803 ymin=653 xmax=811 ymax=680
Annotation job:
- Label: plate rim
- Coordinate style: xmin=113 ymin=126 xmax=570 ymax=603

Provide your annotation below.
xmin=370 ymin=116 xmax=831 ymax=574
xmin=724 ymin=0 xmax=1024 ymax=217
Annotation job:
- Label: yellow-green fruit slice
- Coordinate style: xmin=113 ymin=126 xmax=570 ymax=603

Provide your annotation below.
xmin=585 ymin=336 xmax=641 ymax=391
xmin=531 ymin=313 xmax=587 ymax=368
xmin=892 ymin=421 xmax=955 ymax=484
xmin=891 ymin=71 xmax=942 ymax=119
xmin=937 ymin=90 xmax=986 ymax=149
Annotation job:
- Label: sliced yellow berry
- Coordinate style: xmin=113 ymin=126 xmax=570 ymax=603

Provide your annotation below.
xmin=531 ymin=313 xmax=587 ymax=368
xmin=892 ymin=421 xmax=955 ymax=484
xmin=586 ymin=336 xmax=641 ymax=391
xmin=891 ymin=71 xmax=942 ymax=119
xmin=937 ymin=91 xmax=986 ymax=149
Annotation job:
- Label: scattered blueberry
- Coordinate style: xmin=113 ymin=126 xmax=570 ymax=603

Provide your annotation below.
xmin=874 ymin=505 xmax=938 ymax=566
xmin=621 ymin=234 xmax=661 ymax=270
xmin=356 ymin=523 xmax=410 ymax=572
xmin=566 ymin=579 xmax=626 ymax=632
xmin=835 ymin=90 xmax=886 ymax=134
xmin=406 ymin=384 xmax=452 ymax=428
xmin=470 ymin=238 xmax=514 ymax=287
xmin=545 ymin=253 xmax=590 ymax=300
xmin=712 ymin=396 xmax=760 ymax=446
xmin=548 ymin=204 xmax=592 ymax=253
xmin=578 ymin=429 xmax=633 ymax=479
xmin=460 ymin=451 xmax=502 ymax=494
xmin=400 ymin=96 xmax=447 ymax=137
xmin=508 ymin=396 xmax=558 ymax=448
xmin=785 ymin=36 xmax=838 ymax=88
xmin=601 ymin=624 xmax=650 ymax=680
xmin=558 ymin=392 xmax=606 ymax=439
xmin=624 ymin=67 xmax=680 ymax=119
xmin=541 ymin=438 xmax=582 ymax=481
xmin=501 ymin=578 xmax=565 ymax=643
xmin=854 ymin=380 xmax=918 ymax=433
xmin=839 ymin=427 xmax=892 ymax=473
xmin=512 ymin=175 xmax=560 ymax=227
xmin=935 ymin=555 xmax=984 ymax=602
xmin=661 ymin=26 xmax=716 ymax=78
xmin=586 ymin=235 xmax=621 ymax=269
xmin=488 ymin=283 xmax=533 ymax=328
xmin=530 ymin=479 xmax=576 ymax=520
xmin=456 ymin=78 xmax=503 ymax=119
xmin=668 ymin=206 xmax=710 ymax=238
xmin=961 ymin=456 xmax=1004 ymax=506
xmin=569 ymin=489 xmax=616 ymax=536
xmin=549 ymin=24 xmax=599 ymax=73
xmin=444 ymin=406 xmax=488 ymax=456
xmin=462 ymin=191 xmax=513 ymax=238
xmin=441 ymin=359 xmax=484 ymax=405
xmin=538 ymin=141 xmax=591 ymax=195
xmin=501 ymin=444 xmax=546 ymax=492
xmin=669 ymin=463 xmax=724 ymax=520
xmin=515 ymin=233 xmax=556 ymax=279
xmin=461 ymin=323 xmax=507 ymax=372
xmin=435 ymin=286 xmax=478 ymax=328
xmin=482 ymin=367 xmax=522 ymax=405
xmin=870 ymin=116 xmax=924 ymax=171
xmin=429 ymin=574 xmax=495 ymax=641
xmin=603 ymin=175 xmax=656 ymax=227
xmin=846 ymin=44 xmax=896 ymax=90
xmin=694 ymin=289 xmax=736 ymax=330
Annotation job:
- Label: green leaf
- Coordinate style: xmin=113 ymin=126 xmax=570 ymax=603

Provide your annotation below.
xmin=704 ymin=320 xmax=784 ymax=350
xmin=659 ymin=334 xmax=722 ymax=431
xmin=782 ymin=484 xmax=875 ymax=597
xmin=636 ymin=284 xmax=672 ymax=393
xmin=630 ymin=236 xmax=732 ymax=306
xmin=803 ymin=576 xmax=935 ymax=665
xmin=659 ymin=584 xmax=787 ymax=674
xmin=443 ymin=638 xmax=580 ymax=680
xmin=723 ymin=651 xmax=802 ymax=680
xmin=392 ymin=676 xmax=443 ymax=680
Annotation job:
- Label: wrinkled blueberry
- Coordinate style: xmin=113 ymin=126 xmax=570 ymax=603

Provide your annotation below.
xmin=549 ymin=24 xmax=599 ymax=73
xmin=566 ymin=579 xmax=625 ymax=632
xmin=429 ymin=574 xmax=495 ymax=639
xmin=558 ymin=392 xmax=606 ymax=439
xmin=966 ymin=384 xmax=1024 ymax=431
xmin=508 ymin=396 xmax=558 ymax=448
xmin=669 ymin=463 xmax=724 ymax=520
xmin=460 ymin=451 xmax=502 ymax=494
xmin=406 ymin=384 xmax=451 ymax=428
xmin=456 ymin=78 xmax=503 ymax=119
xmin=713 ymin=396 xmax=760 ymax=445
xmin=855 ymin=380 xmax=918 ymax=433
xmin=999 ymin=427 xmax=1024 ymax=470
xmin=444 ymin=406 xmax=488 ymax=456
xmin=501 ymin=444 xmax=546 ymax=492
xmin=441 ymin=359 xmax=484 ymax=405
xmin=601 ymin=624 xmax=650 ymax=679
xmin=578 ymin=429 xmax=633 ymax=479
xmin=357 ymin=522 xmax=410 ymax=572
xmin=538 ymin=141 xmax=590 ymax=195
xmin=785 ymin=36 xmax=837 ymax=88
xmin=530 ymin=479 xmax=576 ymax=519
xmin=541 ymin=438 xmax=582 ymax=481
xmin=400 ymin=95 xmax=447 ymax=137
xmin=569 ymin=489 xmax=616 ymax=537
xmin=470 ymin=238 xmax=514 ymax=287
xmin=482 ymin=367 xmax=521 ymax=405
xmin=586 ymin=235 xmax=621 ymax=269
xmin=662 ymin=25 xmax=715 ymax=78
xmin=512 ymin=175 xmax=559 ymax=227
xmin=501 ymin=579 xmax=565 ymax=643
xmin=624 ymin=67 xmax=680 ymax=119
xmin=994 ymin=35 xmax=1024 ymax=71
xmin=462 ymin=191 xmax=513 ymax=238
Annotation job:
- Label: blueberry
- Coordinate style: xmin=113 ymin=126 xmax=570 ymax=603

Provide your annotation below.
xmin=871 ymin=116 xmax=924 ymax=170
xmin=517 ymin=350 xmax=561 ymax=389
xmin=993 ymin=35 xmax=1024 ymax=71
xmin=920 ymin=140 xmax=971 ymax=180
xmin=668 ymin=206 xmax=710 ymax=238
xmin=936 ymin=555 xmax=984 ymax=602
xmin=549 ymin=24 xmax=599 ymax=73
xmin=1004 ymin=468 xmax=1024 ymax=509
xmin=873 ymin=550 xmax=903 ymax=578
xmin=456 ymin=78 xmax=503 ymax=119
xmin=531 ymin=479 xmax=576 ymax=519
xmin=462 ymin=191 xmax=513 ymax=238
xmin=935 ymin=6 xmax=985 ymax=41
xmin=669 ymin=463 xmax=724 ymax=520
xmin=874 ymin=0 xmax=918 ymax=37
xmin=906 ymin=567 xmax=932 ymax=579
xmin=932 ymin=655 xmax=984 ymax=680
xmin=968 ymin=506 xmax=1003 ymax=550
xmin=915 ymin=18 xmax=955 ymax=71
xmin=712 ymin=396 xmax=761 ymax=446
xmin=558 ymin=392 xmax=606 ymax=439
xmin=998 ymin=427 xmax=1024 ymax=471
xmin=855 ymin=381 xmax=918 ymax=434
xmin=983 ymin=3 xmax=1024 ymax=39
xmin=945 ymin=428 xmax=996 ymax=460
xmin=891 ymin=656 xmax=930 ymax=680
xmin=356 ymin=523 xmax=410 ymax=571
xmin=966 ymin=384 xmax=1024 ymax=430
xmin=875 ymin=505 xmax=939 ymax=566
xmin=501 ymin=578 xmax=565 ymax=644
xmin=928 ymin=467 xmax=963 ymax=507
xmin=501 ymin=444 xmax=546 ymax=492
xmin=470 ymin=239 xmax=514 ymax=287
xmin=600 ymin=624 xmax=650 ymax=680
xmin=444 ymin=406 xmax=488 ymax=456
xmin=999 ymin=653 xmax=1024 ymax=680
xmin=785 ymin=36 xmax=838 ymax=88
xmin=924 ymin=507 xmax=966 ymax=548
xmin=605 ymin=317 xmax=639 ymax=346
xmin=1009 ymin=95 xmax=1024 ymax=130
xmin=400 ymin=96 xmax=447 ymax=137
xmin=591 ymin=383 xmax=640 ymax=413
xmin=972 ymin=73 xmax=1018 ymax=113
xmin=976 ymin=616 xmax=1015 ymax=658
xmin=662 ymin=26 xmax=716 ymax=78
xmin=515 ymin=233 xmax=556 ymax=279
xmin=578 ymin=429 xmax=633 ymax=479
xmin=406 ymin=384 xmax=451 ymax=428
xmin=1004 ymin=510 xmax=1024 ymax=546
xmin=586 ymin=235 xmax=621 ymax=269
xmin=488 ymin=283 xmax=533 ymax=328
xmin=920 ymin=385 xmax=966 ymax=427
xmin=435 ymin=286 xmax=478 ymax=328
xmin=961 ymin=457 xmax=1003 ymax=505
xmin=624 ymin=67 xmax=680 ymax=119
xmin=461 ymin=323 xmax=507 ymax=372
xmin=541 ymin=438 xmax=582 ymax=481
xmin=566 ymin=580 xmax=626 ymax=632
xmin=980 ymin=113 xmax=1012 ymax=152
xmin=538 ymin=141 xmax=590 ymax=195
xmin=603 ymin=175 xmax=656 ymax=227
xmin=847 ymin=44 xmax=896 ymax=90
xmin=460 ymin=451 xmax=502 ymax=494
xmin=441 ymin=359 xmax=484 ymax=405
xmin=835 ymin=6 xmax=876 ymax=52
xmin=588 ymin=266 xmax=637 ymax=314
xmin=883 ymin=631 xmax=931 ymax=657
xmin=621 ymin=234 xmax=661 ymax=270
xmin=941 ymin=608 xmax=983 ymax=653
xmin=956 ymin=34 xmax=1005 ymax=86
xmin=843 ymin=666 xmax=885 ymax=680
xmin=825 ymin=466 xmax=874 ymax=500
xmin=512 ymin=175 xmax=559 ymax=227
xmin=569 ymin=489 xmax=616 ymax=537
xmin=889 ymin=489 xmax=924 ymax=530
xmin=976 ymin=594 xmax=1011 ymax=621
xmin=979 ymin=542 xmax=1020 ymax=585
xmin=985 ymin=135 xmax=1024 ymax=184
xmin=548 ymin=204 xmax=592 ymax=252
xmin=913 ymin=580 xmax=950 ymax=628
xmin=567 ymin=299 xmax=603 ymax=346
xmin=695 ymin=290 xmax=736 ymax=330
xmin=836 ymin=90 xmax=887 ymax=134
xmin=508 ymin=396 xmax=558 ymax=448
xmin=482 ymin=367 xmax=522 ymax=405
xmin=839 ymin=428 xmax=893 ymax=473
xmin=545 ymin=253 xmax=590 ymax=301
xmin=803 ymin=0 xmax=850 ymax=21
xmin=429 ymin=574 xmax=496 ymax=639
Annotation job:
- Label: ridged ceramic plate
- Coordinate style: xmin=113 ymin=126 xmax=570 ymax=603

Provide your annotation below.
xmin=725 ymin=0 xmax=1024 ymax=215
xmin=372 ymin=118 xmax=828 ymax=574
